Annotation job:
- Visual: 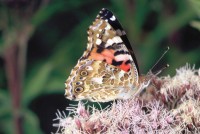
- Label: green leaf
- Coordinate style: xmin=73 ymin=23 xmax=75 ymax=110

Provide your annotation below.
xmin=32 ymin=1 xmax=67 ymax=26
xmin=1 ymin=118 xmax=14 ymax=134
xmin=0 ymin=89 xmax=9 ymax=101
xmin=0 ymin=89 xmax=11 ymax=117
xmin=45 ymin=77 xmax=64 ymax=94
xmin=189 ymin=0 xmax=200 ymax=15
xmin=23 ymin=109 xmax=44 ymax=134
xmin=32 ymin=0 xmax=93 ymax=27
xmin=23 ymin=62 xmax=53 ymax=106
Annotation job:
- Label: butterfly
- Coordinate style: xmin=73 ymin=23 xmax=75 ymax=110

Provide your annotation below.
xmin=65 ymin=8 xmax=164 ymax=102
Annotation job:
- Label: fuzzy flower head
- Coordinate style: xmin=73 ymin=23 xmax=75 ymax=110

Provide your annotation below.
xmin=160 ymin=64 xmax=200 ymax=102
xmin=53 ymin=100 xmax=174 ymax=133
xmin=53 ymin=64 xmax=200 ymax=134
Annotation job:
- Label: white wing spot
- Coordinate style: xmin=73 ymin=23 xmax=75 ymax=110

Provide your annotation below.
xmin=105 ymin=43 xmax=112 ymax=48
xmin=88 ymin=37 xmax=92 ymax=42
xmin=110 ymin=15 xmax=116 ymax=21
xmin=118 ymin=70 xmax=125 ymax=78
xmin=113 ymin=36 xmax=122 ymax=43
xmin=105 ymin=24 xmax=111 ymax=30
xmin=115 ymin=54 xmax=130 ymax=61
xmin=91 ymin=77 xmax=103 ymax=84
xmin=96 ymin=39 xmax=102 ymax=45
xmin=107 ymin=39 xmax=114 ymax=45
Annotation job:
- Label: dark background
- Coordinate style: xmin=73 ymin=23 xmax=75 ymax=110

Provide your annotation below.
xmin=0 ymin=0 xmax=199 ymax=134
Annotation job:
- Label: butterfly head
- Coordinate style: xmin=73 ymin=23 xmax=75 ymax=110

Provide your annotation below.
xmin=65 ymin=60 xmax=94 ymax=101
xmin=138 ymin=72 xmax=153 ymax=91
xmin=138 ymin=64 xmax=169 ymax=91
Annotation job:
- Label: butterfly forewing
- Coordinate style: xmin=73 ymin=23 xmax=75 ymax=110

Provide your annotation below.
xmin=82 ymin=8 xmax=139 ymax=74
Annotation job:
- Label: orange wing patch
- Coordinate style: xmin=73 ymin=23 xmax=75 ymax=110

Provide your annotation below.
xmin=89 ymin=48 xmax=115 ymax=64
xmin=89 ymin=48 xmax=131 ymax=72
xmin=119 ymin=61 xmax=131 ymax=72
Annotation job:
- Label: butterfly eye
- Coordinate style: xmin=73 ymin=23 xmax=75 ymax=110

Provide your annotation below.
xmin=80 ymin=71 xmax=88 ymax=76
xmin=74 ymin=87 xmax=84 ymax=93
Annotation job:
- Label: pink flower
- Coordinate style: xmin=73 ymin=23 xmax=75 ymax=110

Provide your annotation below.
xmin=53 ymin=64 xmax=200 ymax=133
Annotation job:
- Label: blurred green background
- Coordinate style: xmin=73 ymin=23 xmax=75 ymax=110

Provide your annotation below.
xmin=0 ymin=0 xmax=199 ymax=134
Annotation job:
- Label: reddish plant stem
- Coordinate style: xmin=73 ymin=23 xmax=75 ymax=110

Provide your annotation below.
xmin=4 ymin=44 xmax=23 ymax=134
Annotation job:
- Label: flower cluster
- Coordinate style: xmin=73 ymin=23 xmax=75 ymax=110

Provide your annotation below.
xmin=53 ymin=64 xmax=200 ymax=134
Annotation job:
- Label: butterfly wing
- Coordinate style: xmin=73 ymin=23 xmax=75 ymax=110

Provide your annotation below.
xmin=65 ymin=8 xmax=140 ymax=102
xmin=81 ymin=8 xmax=139 ymax=76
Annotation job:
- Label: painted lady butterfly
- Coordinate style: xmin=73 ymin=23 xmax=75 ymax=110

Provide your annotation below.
xmin=65 ymin=8 xmax=166 ymax=102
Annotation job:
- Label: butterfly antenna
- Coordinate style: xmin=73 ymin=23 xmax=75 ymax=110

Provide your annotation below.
xmin=149 ymin=46 xmax=170 ymax=73
xmin=153 ymin=64 xmax=169 ymax=76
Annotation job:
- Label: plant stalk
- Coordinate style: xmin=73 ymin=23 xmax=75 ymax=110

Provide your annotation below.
xmin=4 ymin=44 xmax=23 ymax=134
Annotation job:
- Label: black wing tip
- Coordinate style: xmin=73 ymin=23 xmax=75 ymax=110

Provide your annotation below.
xmin=98 ymin=8 xmax=113 ymax=18
xmin=100 ymin=8 xmax=109 ymax=12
